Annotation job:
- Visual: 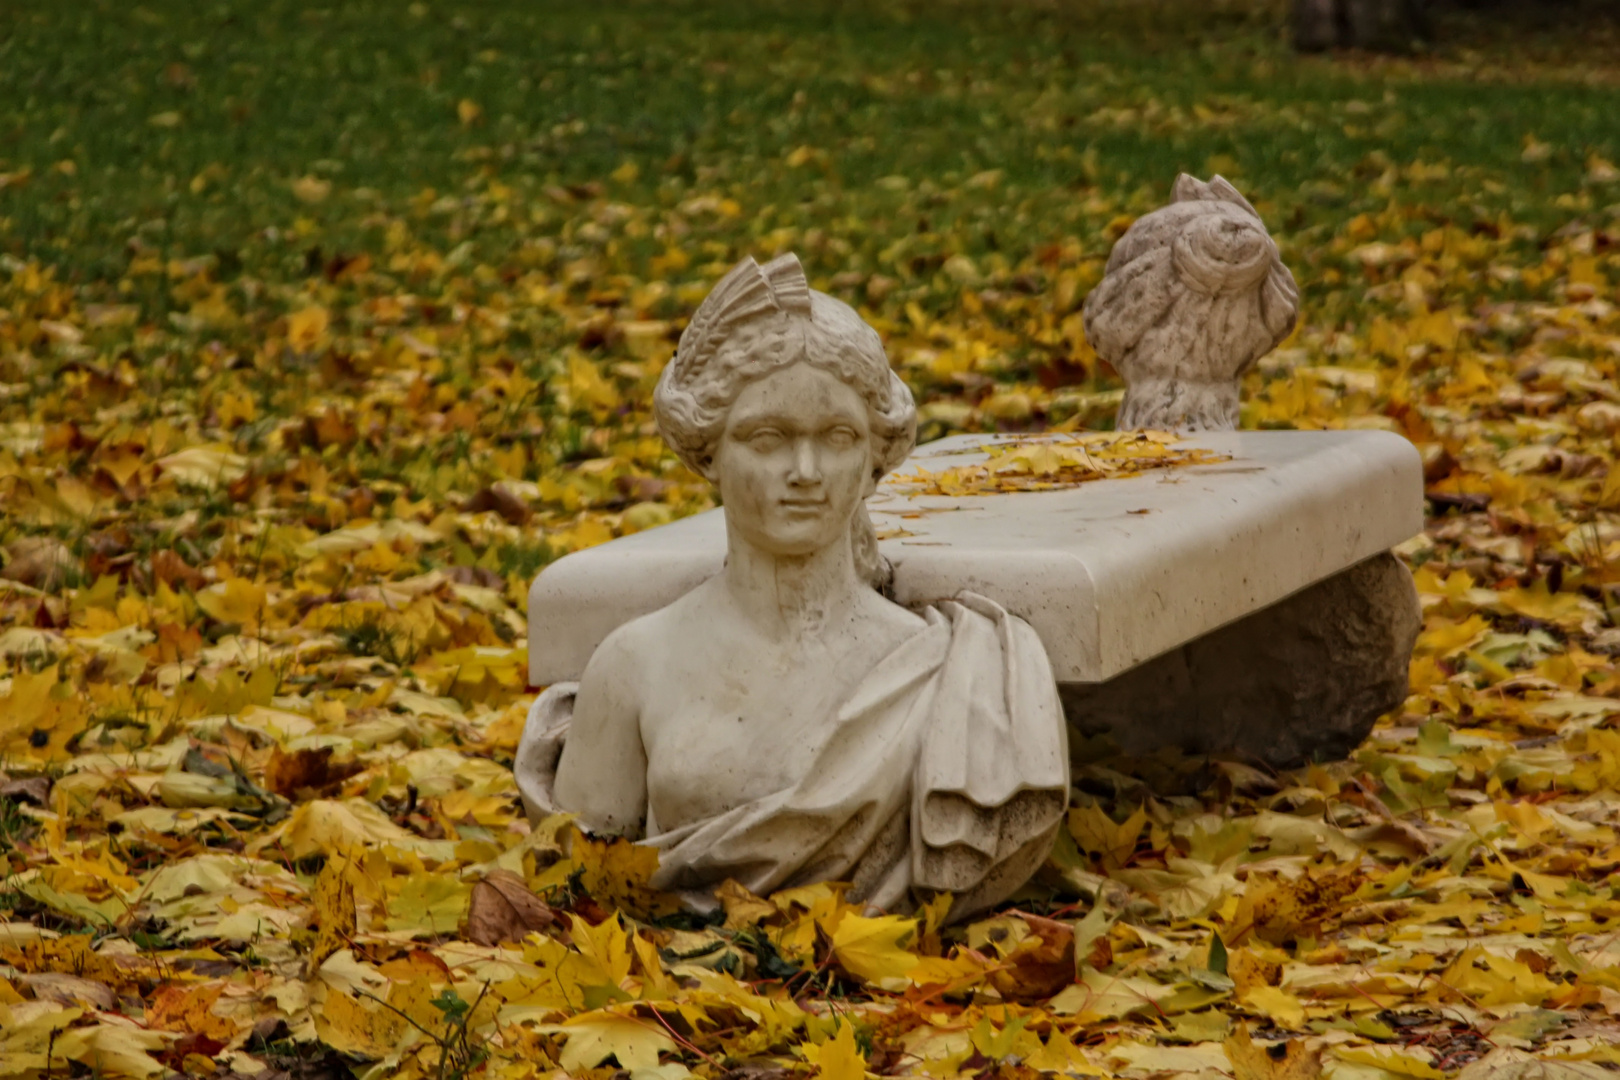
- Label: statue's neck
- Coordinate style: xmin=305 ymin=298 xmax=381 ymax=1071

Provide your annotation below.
xmin=722 ymin=528 xmax=864 ymax=642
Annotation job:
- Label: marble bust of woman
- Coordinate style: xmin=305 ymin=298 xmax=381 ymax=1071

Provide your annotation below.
xmin=515 ymin=253 xmax=1069 ymax=921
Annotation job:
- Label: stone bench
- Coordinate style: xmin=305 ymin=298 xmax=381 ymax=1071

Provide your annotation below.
xmin=528 ymin=428 xmax=1424 ymax=768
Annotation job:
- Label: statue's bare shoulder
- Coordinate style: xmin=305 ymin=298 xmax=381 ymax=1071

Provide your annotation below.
xmin=576 ymin=601 xmax=672 ymax=708
xmin=576 ymin=581 xmax=721 ymax=699
xmin=855 ymin=587 xmax=928 ymax=640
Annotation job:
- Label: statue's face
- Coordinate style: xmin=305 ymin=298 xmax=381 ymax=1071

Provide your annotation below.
xmin=714 ymin=361 xmax=873 ymax=558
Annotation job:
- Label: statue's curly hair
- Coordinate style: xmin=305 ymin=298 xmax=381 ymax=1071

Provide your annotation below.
xmin=1083 ymin=175 xmax=1300 ymax=431
xmin=654 ymin=253 xmax=917 ymax=589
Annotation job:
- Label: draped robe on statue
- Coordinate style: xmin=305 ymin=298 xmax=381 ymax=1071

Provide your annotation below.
xmin=515 ymin=593 xmax=1070 ymax=920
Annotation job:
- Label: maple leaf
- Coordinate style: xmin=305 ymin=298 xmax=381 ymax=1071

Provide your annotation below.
xmin=384 ymin=874 xmax=472 ymax=937
xmin=1457 ymin=1051 xmax=1616 ymax=1080
xmin=568 ymin=911 xmax=635 ymax=989
xmin=193 ymin=577 xmax=267 ymax=627
xmin=1067 ymin=802 xmax=1149 ymax=871
xmin=1049 ymin=968 xmax=1176 ymax=1020
xmin=1438 ymin=946 xmax=1559 ymax=1007
xmin=1110 ymin=1041 xmax=1230 ymax=1074
xmin=0 ymin=664 xmax=89 ymax=762
xmin=268 ymin=798 xmax=449 ymax=861
xmin=308 ymin=859 xmax=357 ymax=972
xmin=313 ymin=986 xmax=411 ymax=1060
xmin=547 ymin=1009 xmax=676 ymax=1072
xmin=286 ymin=305 xmax=330 ymax=349
xmin=716 ymin=878 xmax=777 ymax=930
xmin=1493 ymin=583 xmax=1602 ymax=631
xmin=547 ymin=829 xmax=682 ymax=918
xmin=1335 ymin=1045 xmax=1447 ymax=1079
xmin=1241 ymin=984 xmax=1306 ymax=1030
xmin=827 ymin=912 xmax=919 ymax=988
xmin=155 ymin=445 xmax=248 ymax=490
xmin=1224 ymin=1026 xmax=1321 ymax=1080
xmin=0 ymin=1000 xmax=83 ymax=1073
xmin=969 ymin=1013 xmax=1029 ymax=1061
xmin=144 ymin=983 xmax=241 ymax=1043
xmin=52 ymin=1022 xmax=173 ymax=1079
xmin=1227 ymin=865 xmax=1362 ymax=947
xmin=907 ymin=950 xmax=994 ymax=992
xmin=802 ymin=1021 xmax=867 ymax=1080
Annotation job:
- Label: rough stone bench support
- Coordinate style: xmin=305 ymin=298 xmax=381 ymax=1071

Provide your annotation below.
xmin=529 ymin=429 xmax=1424 ymax=768
xmin=1060 ymin=551 xmax=1420 ymax=767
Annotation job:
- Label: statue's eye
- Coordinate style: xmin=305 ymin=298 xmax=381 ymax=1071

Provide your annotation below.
xmin=745 ymin=429 xmax=783 ymax=451
xmin=824 ymin=426 xmax=858 ymax=449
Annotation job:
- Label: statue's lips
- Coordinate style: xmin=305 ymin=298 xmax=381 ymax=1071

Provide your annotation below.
xmin=777 ymin=498 xmax=829 ymax=513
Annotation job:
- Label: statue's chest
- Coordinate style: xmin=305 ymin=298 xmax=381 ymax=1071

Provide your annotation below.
xmin=639 ymin=657 xmax=856 ymax=832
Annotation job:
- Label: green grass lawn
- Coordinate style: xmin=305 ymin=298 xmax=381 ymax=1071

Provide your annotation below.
xmin=3 ymin=0 xmax=1616 ymax=295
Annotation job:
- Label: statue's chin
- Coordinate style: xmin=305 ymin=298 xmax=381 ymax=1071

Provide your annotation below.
xmin=1117 ymin=379 xmax=1242 ymax=433
xmin=731 ymin=518 xmax=848 ymax=559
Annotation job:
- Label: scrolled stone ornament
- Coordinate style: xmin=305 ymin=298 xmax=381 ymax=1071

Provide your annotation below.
xmin=1083 ymin=174 xmax=1300 ymax=432
xmin=515 ymin=253 xmax=1069 ymax=922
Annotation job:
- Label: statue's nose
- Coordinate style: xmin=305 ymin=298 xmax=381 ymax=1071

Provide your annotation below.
xmin=788 ymin=438 xmax=821 ymax=484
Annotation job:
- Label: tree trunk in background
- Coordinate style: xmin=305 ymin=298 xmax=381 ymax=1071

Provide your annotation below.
xmin=1295 ymin=0 xmax=1431 ymax=50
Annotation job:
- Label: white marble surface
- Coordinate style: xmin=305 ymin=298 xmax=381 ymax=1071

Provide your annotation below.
xmin=529 ymin=428 xmax=1423 ymax=685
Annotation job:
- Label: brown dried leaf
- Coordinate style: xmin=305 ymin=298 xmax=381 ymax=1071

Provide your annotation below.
xmin=0 ymin=774 xmax=52 ymax=805
xmin=19 ymin=972 xmax=117 ymax=1010
xmin=148 ymin=549 xmax=206 ymax=592
xmin=466 ymin=868 xmax=562 ymax=946
xmin=989 ymin=913 xmax=1076 ymax=1002
xmin=265 ymin=745 xmax=364 ymax=800
xmin=0 ymin=537 xmax=80 ymax=590
xmin=461 ymin=484 xmax=533 ymax=525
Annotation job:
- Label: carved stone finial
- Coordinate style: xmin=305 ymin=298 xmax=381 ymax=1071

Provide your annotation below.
xmin=1083 ymin=174 xmax=1300 ymax=432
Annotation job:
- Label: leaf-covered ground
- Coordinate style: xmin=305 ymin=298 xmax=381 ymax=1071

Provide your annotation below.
xmin=3 ymin=1 xmax=1620 ymax=1078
